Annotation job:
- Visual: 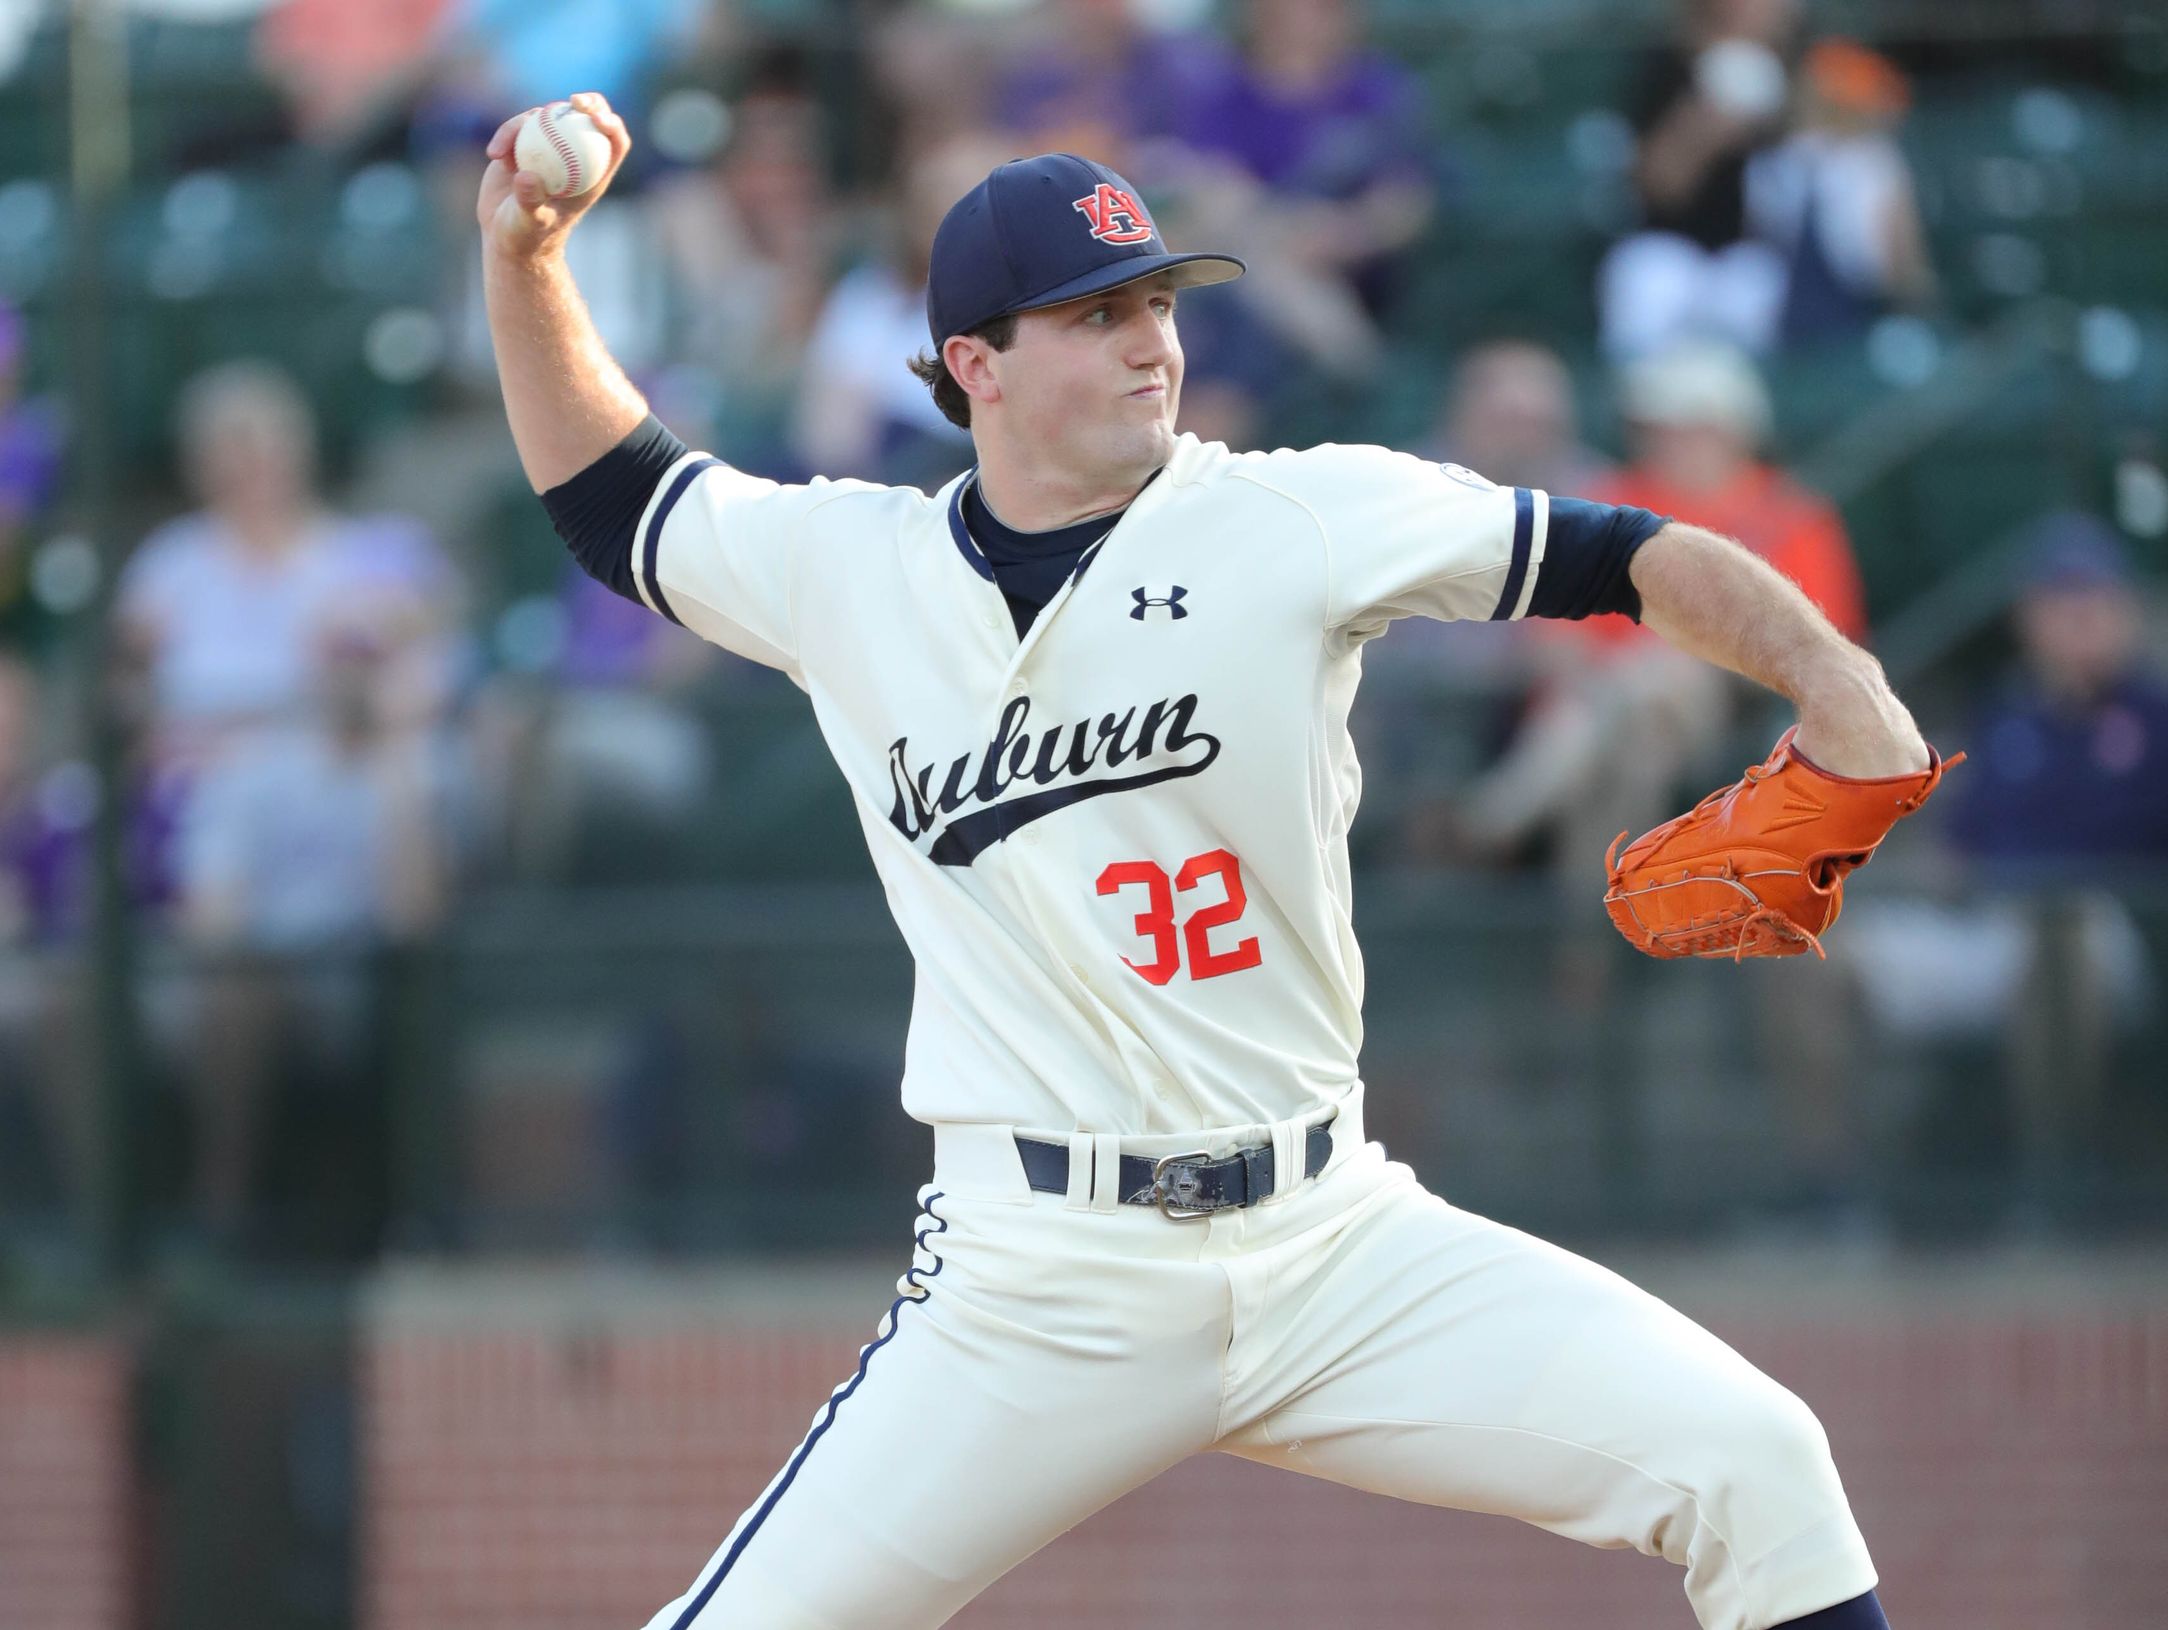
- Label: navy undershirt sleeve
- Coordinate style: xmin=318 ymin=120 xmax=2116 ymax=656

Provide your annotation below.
xmin=1524 ymin=497 xmax=1670 ymax=622
xmin=540 ymin=414 xmax=691 ymax=606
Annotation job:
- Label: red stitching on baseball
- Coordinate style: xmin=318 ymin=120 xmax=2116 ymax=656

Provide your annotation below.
xmin=539 ymin=104 xmax=583 ymax=192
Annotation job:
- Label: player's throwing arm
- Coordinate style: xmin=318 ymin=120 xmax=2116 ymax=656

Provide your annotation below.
xmin=477 ymin=92 xmax=648 ymax=493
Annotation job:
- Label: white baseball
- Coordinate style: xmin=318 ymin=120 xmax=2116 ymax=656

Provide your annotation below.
xmin=515 ymin=101 xmax=613 ymax=199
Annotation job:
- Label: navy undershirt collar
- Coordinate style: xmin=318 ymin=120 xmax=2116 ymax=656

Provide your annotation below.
xmin=958 ymin=472 xmax=1159 ymax=637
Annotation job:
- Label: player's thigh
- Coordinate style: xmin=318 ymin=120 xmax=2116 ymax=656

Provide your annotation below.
xmin=650 ymin=1191 xmax=1225 ymax=1630
xmin=1219 ymin=1182 xmax=1871 ymax=1628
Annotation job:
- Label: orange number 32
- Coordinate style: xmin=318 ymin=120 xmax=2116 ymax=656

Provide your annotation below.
xmin=1094 ymin=848 xmax=1263 ymax=986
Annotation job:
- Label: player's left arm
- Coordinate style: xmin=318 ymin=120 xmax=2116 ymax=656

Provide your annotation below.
xmin=1627 ymin=521 xmax=1927 ymax=777
xmin=1303 ymin=451 xmax=1917 ymax=776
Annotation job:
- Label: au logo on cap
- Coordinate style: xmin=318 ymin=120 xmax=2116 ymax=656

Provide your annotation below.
xmin=1074 ymin=183 xmax=1154 ymax=245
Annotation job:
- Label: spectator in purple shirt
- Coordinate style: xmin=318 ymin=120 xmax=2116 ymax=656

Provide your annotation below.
xmin=1160 ymin=0 xmax=1436 ymax=382
xmin=992 ymin=0 xmax=1226 ymax=161
xmin=1178 ymin=0 xmax=1431 ymax=236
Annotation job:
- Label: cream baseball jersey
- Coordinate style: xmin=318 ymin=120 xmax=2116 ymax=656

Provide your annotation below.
xmin=628 ymin=432 xmax=1548 ymax=1136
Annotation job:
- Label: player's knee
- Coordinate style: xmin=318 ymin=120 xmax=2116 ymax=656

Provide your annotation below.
xmin=1754 ymin=1385 xmax=1839 ymax=1482
xmin=1670 ymin=1381 xmax=1877 ymax=1628
xmin=1702 ymin=1380 xmax=1849 ymax=1531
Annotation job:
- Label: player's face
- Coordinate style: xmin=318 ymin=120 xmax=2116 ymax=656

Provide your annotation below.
xmin=995 ymin=276 xmax=1184 ymax=480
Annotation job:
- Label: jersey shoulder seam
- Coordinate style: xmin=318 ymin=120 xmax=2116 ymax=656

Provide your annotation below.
xmin=669 ymin=464 xmax=913 ymax=661
xmin=1223 ymin=462 xmax=1336 ymax=631
xmin=778 ymin=479 xmax=891 ymax=656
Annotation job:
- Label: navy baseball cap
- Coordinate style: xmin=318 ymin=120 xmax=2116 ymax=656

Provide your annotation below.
xmin=926 ymin=153 xmax=1245 ymax=347
xmin=2018 ymin=511 xmax=2134 ymax=593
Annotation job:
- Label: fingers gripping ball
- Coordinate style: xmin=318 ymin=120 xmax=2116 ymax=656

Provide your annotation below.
xmin=1602 ymin=727 xmax=1963 ymax=961
xmin=515 ymin=101 xmax=611 ymax=199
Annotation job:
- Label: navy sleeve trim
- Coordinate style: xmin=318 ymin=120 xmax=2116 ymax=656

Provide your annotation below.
xmin=1525 ymin=498 xmax=1669 ymax=622
xmin=1487 ymin=487 xmax=1537 ymax=621
xmin=540 ymin=415 xmax=691 ymax=611
xmin=635 ymin=456 xmax=723 ymax=627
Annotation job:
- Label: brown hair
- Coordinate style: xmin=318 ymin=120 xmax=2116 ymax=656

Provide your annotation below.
xmin=907 ymin=314 xmax=1019 ymax=430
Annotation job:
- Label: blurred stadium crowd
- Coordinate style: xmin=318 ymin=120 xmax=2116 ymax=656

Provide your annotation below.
xmin=0 ymin=0 xmax=2165 ymax=1274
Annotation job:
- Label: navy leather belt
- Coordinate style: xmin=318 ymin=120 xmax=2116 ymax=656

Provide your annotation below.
xmin=1014 ymin=1118 xmax=1336 ymax=1219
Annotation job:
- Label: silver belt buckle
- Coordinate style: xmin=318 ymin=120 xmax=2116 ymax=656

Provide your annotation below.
xmin=1151 ymin=1149 xmax=1216 ymax=1220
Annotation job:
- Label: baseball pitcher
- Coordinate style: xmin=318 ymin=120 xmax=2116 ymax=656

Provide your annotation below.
xmin=480 ymin=95 xmax=1954 ymax=1630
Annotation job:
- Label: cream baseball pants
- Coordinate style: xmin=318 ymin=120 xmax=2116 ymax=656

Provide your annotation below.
xmin=642 ymin=1101 xmax=1876 ymax=1630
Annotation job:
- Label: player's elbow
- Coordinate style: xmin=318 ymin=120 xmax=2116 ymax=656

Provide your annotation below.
xmin=540 ymin=414 xmax=692 ymax=609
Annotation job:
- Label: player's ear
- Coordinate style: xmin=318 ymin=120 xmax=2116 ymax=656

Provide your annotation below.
xmin=944 ymin=334 xmax=1003 ymax=409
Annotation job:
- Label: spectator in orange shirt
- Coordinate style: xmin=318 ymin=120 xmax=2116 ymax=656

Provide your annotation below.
xmin=1595 ymin=338 xmax=1865 ymax=639
xmin=1434 ymin=341 xmax=1863 ymax=874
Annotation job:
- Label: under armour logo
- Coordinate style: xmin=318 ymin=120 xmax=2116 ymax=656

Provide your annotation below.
xmin=1131 ymin=586 xmax=1188 ymax=620
xmin=1074 ymin=183 xmax=1155 ymax=245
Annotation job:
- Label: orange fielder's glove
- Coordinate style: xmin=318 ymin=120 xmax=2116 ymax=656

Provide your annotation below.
xmin=1602 ymin=727 xmax=1963 ymax=961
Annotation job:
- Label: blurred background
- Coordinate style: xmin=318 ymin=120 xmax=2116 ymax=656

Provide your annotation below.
xmin=0 ymin=0 xmax=2165 ymax=1626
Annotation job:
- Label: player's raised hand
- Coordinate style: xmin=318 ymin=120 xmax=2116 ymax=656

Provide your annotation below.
xmin=477 ymin=91 xmax=632 ymax=262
